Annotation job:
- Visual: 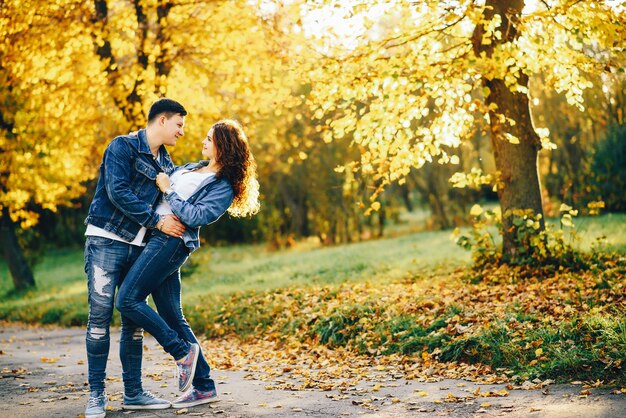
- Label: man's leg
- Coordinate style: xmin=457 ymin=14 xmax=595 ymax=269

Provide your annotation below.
xmin=118 ymin=243 xmax=145 ymax=398
xmin=84 ymin=237 xmax=136 ymax=416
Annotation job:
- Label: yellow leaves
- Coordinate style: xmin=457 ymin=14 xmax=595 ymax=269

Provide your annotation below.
xmin=503 ymin=132 xmax=520 ymax=144
xmin=40 ymin=357 xmax=58 ymax=363
xmin=587 ymin=201 xmax=605 ymax=216
xmin=470 ymin=204 xmax=484 ymax=217
xmin=449 ymin=168 xmax=494 ymax=190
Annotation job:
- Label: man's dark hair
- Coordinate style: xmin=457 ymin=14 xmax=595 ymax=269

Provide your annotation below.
xmin=148 ymin=98 xmax=187 ymax=123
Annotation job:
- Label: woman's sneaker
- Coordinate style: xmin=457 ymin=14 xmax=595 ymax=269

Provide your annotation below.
xmin=172 ymin=387 xmax=219 ymax=408
xmin=122 ymin=390 xmax=171 ymax=410
xmin=85 ymin=391 xmax=108 ymax=418
xmin=176 ymin=343 xmax=199 ymax=392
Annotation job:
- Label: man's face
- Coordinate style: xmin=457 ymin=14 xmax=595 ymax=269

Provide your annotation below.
xmin=160 ymin=114 xmax=185 ymax=146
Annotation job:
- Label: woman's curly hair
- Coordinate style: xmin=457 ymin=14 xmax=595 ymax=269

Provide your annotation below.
xmin=211 ymin=119 xmax=260 ymax=217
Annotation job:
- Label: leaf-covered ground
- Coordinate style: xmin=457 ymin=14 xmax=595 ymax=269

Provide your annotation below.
xmin=193 ymin=254 xmax=626 ymax=387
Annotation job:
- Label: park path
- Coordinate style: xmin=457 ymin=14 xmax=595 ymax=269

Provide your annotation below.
xmin=0 ymin=323 xmax=624 ymax=418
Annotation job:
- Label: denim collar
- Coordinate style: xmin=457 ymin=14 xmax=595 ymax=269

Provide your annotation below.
xmin=137 ymin=129 xmax=174 ymax=172
xmin=137 ymin=129 xmax=153 ymax=156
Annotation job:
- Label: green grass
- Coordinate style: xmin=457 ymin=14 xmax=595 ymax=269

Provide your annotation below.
xmin=440 ymin=313 xmax=626 ymax=384
xmin=0 ymin=212 xmax=624 ymax=384
xmin=186 ymin=227 xmax=467 ymax=301
xmin=0 ymin=211 xmax=469 ymax=324
xmin=1 ymin=213 xmax=624 ymax=324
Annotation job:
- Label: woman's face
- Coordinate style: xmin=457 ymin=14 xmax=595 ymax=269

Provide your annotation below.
xmin=202 ymin=128 xmax=217 ymax=160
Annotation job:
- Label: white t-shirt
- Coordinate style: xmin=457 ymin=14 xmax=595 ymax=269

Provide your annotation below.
xmin=155 ymin=169 xmax=215 ymax=216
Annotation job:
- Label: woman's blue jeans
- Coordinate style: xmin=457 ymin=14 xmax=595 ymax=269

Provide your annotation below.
xmin=116 ymin=231 xmax=216 ymax=392
xmin=84 ymin=236 xmax=145 ymax=396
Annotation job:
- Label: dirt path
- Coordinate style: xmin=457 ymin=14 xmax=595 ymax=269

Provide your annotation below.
xmin=0 ymin=324 xmax=624 ymax=418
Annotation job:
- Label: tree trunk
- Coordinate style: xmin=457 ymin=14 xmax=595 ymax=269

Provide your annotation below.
xmin=1 ymin=207 xmax=36 ymax=291
xmin=472 ymin=0 xmax=545 ymax=260
xmin=399 ymin=182 xmax=414 ymax=212
xmin=410 ymin=170 xmax=453 ymax=230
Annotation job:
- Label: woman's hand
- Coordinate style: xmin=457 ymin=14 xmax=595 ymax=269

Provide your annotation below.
xmin=156 ymin=172 xmax=171 ymax=192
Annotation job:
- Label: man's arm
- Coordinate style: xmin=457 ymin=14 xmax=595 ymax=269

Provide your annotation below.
xmin=103 ymin=138 xmax=184 ymax=236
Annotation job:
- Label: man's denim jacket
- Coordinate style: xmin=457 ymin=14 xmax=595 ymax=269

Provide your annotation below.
xmin=164 ymin=161 xmax=234 ymax=253
xmin=85 ymin=129 xmax=175 ymax=241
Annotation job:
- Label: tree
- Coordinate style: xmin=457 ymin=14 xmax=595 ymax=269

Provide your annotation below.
xmin=0 ymin=1 xmax=114 ymax=289
xmin=0 ymin=0 xmax=297 ymax=289
xmin=296 ymin=0 xmax=626 ymax=261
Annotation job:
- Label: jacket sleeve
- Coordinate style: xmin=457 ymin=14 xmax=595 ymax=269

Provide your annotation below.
xmin=164 ymin=180 xmax=234 ymax=228
xmin=103 ymin=138 xmax=160 ymax=228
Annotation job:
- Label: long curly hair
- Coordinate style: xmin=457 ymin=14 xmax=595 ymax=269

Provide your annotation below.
xmin=211 ymin=119 xmax=260 ymax=217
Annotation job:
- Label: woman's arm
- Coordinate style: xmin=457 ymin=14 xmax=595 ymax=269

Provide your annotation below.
xmin=162 ymin=179 xmax=234 ymax=228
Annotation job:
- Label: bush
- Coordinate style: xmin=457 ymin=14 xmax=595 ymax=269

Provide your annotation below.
xmin=454 ymin=204 xmax=588 ymax=275
xmin=589 ymin=124 xmax=626 ymax=212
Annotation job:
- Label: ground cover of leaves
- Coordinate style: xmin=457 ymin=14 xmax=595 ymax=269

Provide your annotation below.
xmin=194 ymin=255 xmax=626 ymax=389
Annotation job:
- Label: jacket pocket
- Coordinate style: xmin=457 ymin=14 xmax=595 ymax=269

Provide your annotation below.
xmin=135 ymin=159 xmax=158 ymax=180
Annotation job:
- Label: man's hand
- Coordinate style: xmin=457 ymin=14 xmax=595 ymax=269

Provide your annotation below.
xmin=159 ymin=214 xmax=186 ymax=238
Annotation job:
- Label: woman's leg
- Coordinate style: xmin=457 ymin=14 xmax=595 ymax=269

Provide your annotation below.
xmin=152 ymin=270 xmax=216 ymax=393
xmin=116 ymin=232 xmax=191 ymax=361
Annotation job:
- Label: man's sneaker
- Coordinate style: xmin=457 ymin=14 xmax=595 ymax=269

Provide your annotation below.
xmin=172 ymin=387 xmax=219 ymax=408
xmin=176 ymin=343 xmax=199 ymax=392
xmin=85 ymin=391 xmax=108 ymax=418
xmin=122 ymin=390 xmax=171 ymax=410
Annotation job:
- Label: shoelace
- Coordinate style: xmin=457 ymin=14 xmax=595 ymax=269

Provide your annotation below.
xmin=141 ymin=391 xmax=156 ymax=399
xmin=87 ymin=395 xmax=104 ymax=408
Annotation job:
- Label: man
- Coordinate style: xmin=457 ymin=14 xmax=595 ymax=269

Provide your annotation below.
xmin=83 ymin=98 xmax=187 ymax=418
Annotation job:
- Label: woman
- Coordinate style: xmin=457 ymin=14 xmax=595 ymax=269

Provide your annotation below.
xmin=116 ymin=119 xmax=259 ymax=409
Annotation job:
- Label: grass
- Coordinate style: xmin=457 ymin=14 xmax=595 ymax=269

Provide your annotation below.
xmin=0 ymin=209 xmax=469 ymax=324
xmin=0 ymin=212 xmax=625 ymax=384
xmin=0 ymin=213 xmax=623 ymax=319
xmin=187 ymin=227 xmax=467 ymax=300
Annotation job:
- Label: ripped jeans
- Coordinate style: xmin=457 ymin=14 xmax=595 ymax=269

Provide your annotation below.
xmin=84 ymin=236 xmax=144 ymax=396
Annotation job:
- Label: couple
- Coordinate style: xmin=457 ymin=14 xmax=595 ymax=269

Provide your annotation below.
xmin=83 ymin=98 xmax=259 ymax=418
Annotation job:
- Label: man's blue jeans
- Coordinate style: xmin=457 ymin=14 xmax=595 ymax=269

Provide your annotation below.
xmin=84 ymin=236 xmax=144 ymax=396
xmin=116 ymin=231 xmax=216 ymax=392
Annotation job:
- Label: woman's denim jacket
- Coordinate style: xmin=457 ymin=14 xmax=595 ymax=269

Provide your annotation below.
xmin=163 ymin=162 xmax=234 ymax=253
xmin=84 ymin=129 xmax=175 ymax=241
